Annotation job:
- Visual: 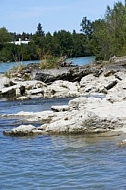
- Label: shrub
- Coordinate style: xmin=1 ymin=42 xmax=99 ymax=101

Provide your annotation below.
xmin=39 ymin=56 xmax=60 ymax=69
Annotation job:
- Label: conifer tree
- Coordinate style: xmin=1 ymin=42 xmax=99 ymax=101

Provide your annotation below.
xmin=36 ymin=23 xmax=45 ymax=36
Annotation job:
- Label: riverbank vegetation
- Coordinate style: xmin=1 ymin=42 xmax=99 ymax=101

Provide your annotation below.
xmin=0 ymin=1 xmax=126 ymax=62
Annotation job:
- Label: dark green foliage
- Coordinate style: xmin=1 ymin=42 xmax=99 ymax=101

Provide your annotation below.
xmin=0 ymin=27 xmax=13 ymax=45
xmin=0 ymin=23 xmax=93 ymax=62
xmin=52 ymin=30 xmax=73 ymax=56
xmin=36 ymin=23 xmax=45 ymax=36
xmin=30 ymin=28 xmax=93 ymax=60
xmin=72 ymin=31 xmax=93 ymax=57
xmin=80 ymin=17 xmax=93 ymax=40
xmin=80 ymin=1 xmax=126 ymax=60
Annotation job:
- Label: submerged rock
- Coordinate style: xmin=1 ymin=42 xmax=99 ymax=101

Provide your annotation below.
xmin=118 ymin=140 xmax=126 ymax=146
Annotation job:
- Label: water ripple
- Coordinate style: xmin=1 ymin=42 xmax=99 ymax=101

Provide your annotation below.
xmin=0 ymin=98 xmax=126 ymax=189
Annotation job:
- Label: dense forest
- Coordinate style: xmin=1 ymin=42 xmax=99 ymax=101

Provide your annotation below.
xmin=0 ymin=1 xmax=126 ymax=62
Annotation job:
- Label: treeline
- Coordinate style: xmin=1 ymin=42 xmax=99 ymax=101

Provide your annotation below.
xmin=0 ymin=1 xmax=126 ymax=62
xmin=88 ymin=1 xmax=126 ymax=60
xmin=0 ymin=28 xmax=92 ymax=62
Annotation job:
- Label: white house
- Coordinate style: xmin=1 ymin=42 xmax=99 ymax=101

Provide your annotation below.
xmin=10 ymin=38 xmax=30 ymax=45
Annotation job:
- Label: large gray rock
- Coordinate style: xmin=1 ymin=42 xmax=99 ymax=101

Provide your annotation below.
xmin=0 ymin=80 xmax=47 ymax=99
xmin=0 ymin=86 xmax=16 ymax=98
xmin=3 ymin=96 xmax=126 ymax=136
xmin=106 ymin=78 xmax=126 ymax=102
xmin=79 ymin=73 xmax=118 ymax=94
xmin=0 ymin=76 xmax=10 ymax=88
xmin=44 ymin=80 xmax=80 ymax=98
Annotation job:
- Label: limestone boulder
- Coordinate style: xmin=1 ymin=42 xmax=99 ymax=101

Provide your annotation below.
xmin=114 ymin=71 xmax=126 ymax=81
xmin=79 ymin=73 xmax=118 ymax=94
xmin=0 ymin=86 xmax=16 ymax=98
xmin=3 ymin=96 xmax=126 ymax=136
xmin=44 ymin=80 xmax=80 ymax=98
xmin=106 ymin=78 xmax=126 ymax=102
xmin=3 ymin=124 xmax=44 ymax=136
xmin=44 ymin=110 xmax=116 ymax=134
xmin=0 ymin=76 xmax=11 ymax=88
xmin=0 ymin=80 xmax=47 ymax=99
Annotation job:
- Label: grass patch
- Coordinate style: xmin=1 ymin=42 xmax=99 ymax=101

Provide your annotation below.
xmin=39 ymin=56 xmax=62 ymax=69
xmin=4 ymin=63 xmax=25 ymax=79
xmin=9 ymin=63 xmax=24 ymax=73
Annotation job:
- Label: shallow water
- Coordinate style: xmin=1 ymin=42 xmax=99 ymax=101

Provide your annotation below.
xmin=0 ymin=97 xmax=126 ymax=190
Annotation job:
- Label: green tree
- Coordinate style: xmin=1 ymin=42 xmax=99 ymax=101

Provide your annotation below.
xmin=80 ymin=17 xmax=94 ymax=57
xmin=44 ymin=32 xmax=56 ymax=56
xmin=105 ymin=2 xmax=126 ymax=56
xmin=0 ymin=27 xmax=13 ymax=45
xmin=91 ymin=19 xmax=110 ymax=60
xmin=53 ymin=30 xmax=73 ymax=56
xmin=72 ymin=31 xmax=89 ymax=57
xmin=89 ymin=1 xmax=126 ymax=60
xmin=36 ymin=23 xmax=45 ymax=36
xmin=80 ymin=17 xmax=93 ymax=39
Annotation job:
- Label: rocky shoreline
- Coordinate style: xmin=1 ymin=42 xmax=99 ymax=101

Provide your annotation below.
xmin=1 ymin=56 xmax=126 ymax=144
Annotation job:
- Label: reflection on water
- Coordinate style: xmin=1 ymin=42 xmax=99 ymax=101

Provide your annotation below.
xmin=50 ymin=133 xmax=124 ymax=149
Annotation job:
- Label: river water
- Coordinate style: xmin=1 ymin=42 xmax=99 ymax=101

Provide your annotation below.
xmin=0 ymin=57 xmax=126 ymax=189
xmin=0 ymin=98 xmax=126 ymax=189
xmin=0 ymin=56 xmax=95 ymax=73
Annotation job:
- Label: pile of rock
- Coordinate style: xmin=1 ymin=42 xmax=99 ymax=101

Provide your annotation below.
xmin=0 ymin=60 xmax=126 ymax=100
xmin=1 ymin=56 xmax=126 ymax=140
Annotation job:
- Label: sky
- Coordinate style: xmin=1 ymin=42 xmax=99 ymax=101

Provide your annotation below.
xmin=0 ymin=0 xmax=124 ymax=34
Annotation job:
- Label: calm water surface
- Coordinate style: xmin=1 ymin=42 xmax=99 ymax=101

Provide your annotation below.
xmin=66 ymin=56 xmax=95 ymax=66
xmin=0 ymin=56 xmax=95 ymax=73
xmin=0 ymin=60 xmax=40 ymax=73
xmin=0 ymin=97 xmax=126 ymax=189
